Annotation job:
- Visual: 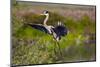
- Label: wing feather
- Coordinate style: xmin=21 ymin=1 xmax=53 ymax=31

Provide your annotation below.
xmin=28 ymin=24 xmax=48 ymax=33
xmin=53 ymin=25 xmax=67 ymax=37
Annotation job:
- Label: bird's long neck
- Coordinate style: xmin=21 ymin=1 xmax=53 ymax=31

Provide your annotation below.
xmin=44 ymin=14 xmax=49 ymax=26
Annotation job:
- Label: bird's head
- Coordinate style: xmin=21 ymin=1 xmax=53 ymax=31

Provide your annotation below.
xmin=41 ymin=10 xmax=49 ymax=16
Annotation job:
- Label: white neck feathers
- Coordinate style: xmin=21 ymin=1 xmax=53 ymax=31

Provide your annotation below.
xmin=44 ymin=14 xmax=49 ymax=26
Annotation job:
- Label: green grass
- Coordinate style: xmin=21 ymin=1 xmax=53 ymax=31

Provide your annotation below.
xmin=11 ymin=2 xmax=96 ymax=66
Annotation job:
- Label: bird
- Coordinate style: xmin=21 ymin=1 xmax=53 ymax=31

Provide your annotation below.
xmin=27 ymin=10 xmax=68 ymax=42
xmin=27 ymin=10 xmax=68 ymax=57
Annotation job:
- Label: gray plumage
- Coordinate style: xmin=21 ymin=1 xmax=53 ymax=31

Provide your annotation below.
xmin=28 ymin=10 xmax=68 ymax=41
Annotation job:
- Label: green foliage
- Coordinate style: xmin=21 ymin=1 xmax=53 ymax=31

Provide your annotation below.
xmin=12 ymin=0 xmax=18 ymax=6
xmin=12 ymin=3 xmax=96 ymax=65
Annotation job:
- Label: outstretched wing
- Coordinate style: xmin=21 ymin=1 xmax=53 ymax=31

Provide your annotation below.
xmin=53 ymin=25 xmax=67 ymax=37
xmin=51 ymin=25 xmax=67 ymax=41
xmin=28 ymin=24 xmax=49 ymax=34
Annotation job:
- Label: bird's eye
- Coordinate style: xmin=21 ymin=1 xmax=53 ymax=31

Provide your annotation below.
xmin=44 ymin=11 xmax=48 ymax=14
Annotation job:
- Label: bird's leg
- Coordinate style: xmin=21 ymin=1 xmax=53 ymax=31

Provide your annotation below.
xmin=56 ymin=41 xmax=63 ymax=57
xmin=53 ymin=39 xmax=57 ymax=57
xmin=52 ymin=35 xmax=63 ymax=59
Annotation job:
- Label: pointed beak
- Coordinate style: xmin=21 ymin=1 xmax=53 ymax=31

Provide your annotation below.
xmin=40 ymin=14 xmax=44 ymax=15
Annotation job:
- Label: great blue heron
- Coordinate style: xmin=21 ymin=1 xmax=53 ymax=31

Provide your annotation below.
xmin=27 ymin=10 xmax=68 ymax=57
